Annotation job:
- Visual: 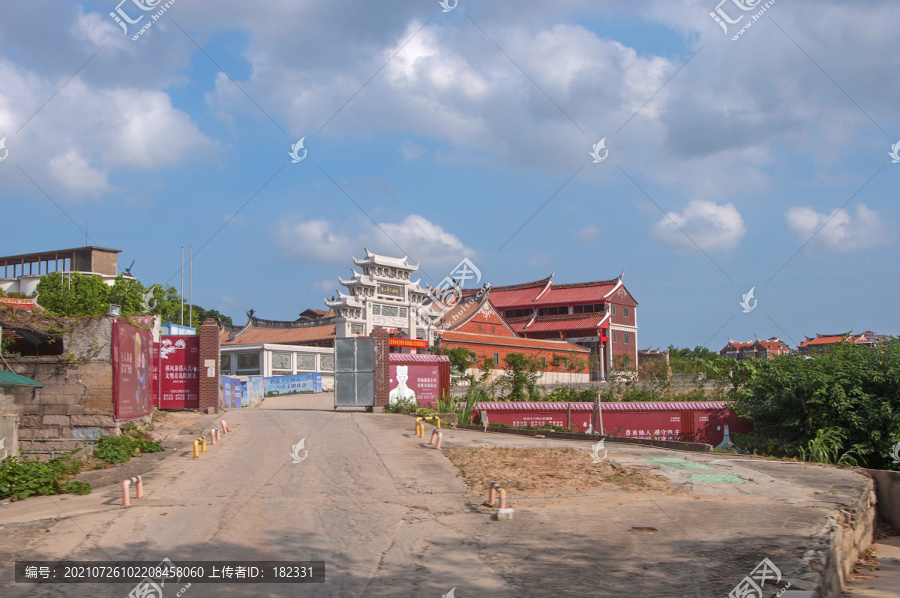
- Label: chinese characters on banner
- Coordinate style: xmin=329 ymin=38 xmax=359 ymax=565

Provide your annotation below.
xmin=263 ymin=373 xmax=322 ymax=397
xmin=113 ymin=320 xmax=154 ymax=421
xmin=159 ymin=336 xmax=200 ymax=409
xmin=389 ymin=364 xmax=440 ymax=407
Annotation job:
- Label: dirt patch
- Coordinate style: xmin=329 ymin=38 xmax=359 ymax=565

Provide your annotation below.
xmin=144 ymin=409 xmax=212 ymax=441
xmin=444 ymin=446 xmax=679 ymax=496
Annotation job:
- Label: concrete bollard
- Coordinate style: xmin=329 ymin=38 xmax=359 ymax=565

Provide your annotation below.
xmin=221 ymin=420 xmax=229 ymax=434
xmin=211 ymin=426 xmax=219 ymax=445
xmin=484 ymin=481 xmax=513 ymax=520
xmin=122 ymin=476 xmax=143 ymax=507
xmin=193 ymin=439 xmax=201 ymax=459
xmin=429 ymin=429 xmax=443 ymax=450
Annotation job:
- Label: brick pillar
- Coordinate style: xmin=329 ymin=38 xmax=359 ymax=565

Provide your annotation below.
xmin=374 ymin=327 xmax=389 ymax=408
xmin=199 ymin=319 xmax=220 ymax=413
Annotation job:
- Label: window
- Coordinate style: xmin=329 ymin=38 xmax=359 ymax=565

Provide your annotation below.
xmin=623 ymin=332 xmax=630 ymax=344
xmin=272 ymin=352 xmax=292 ymax=376
xmin=320 ymin=355 xmax=334 ymax=371
xmin=623 ymin=307 xmax=630 ymax=318
xmin=236 ymin=352 xmax=260 ymax=375
xmin=612 ymin=330 xmax=617 ymax=343
xmin=296 ymin=354 xmax=316 ymax=371
xmin=574 ymin=305 xmax=583 ymax=314
xmin=540 ymin=356 xmax=547 ymax=368
xmin=492 ymin=326 xmax=496 ymax=333
xmin=493 ymin=352 xmax=500 ymax=366
xmin=562 ymin=358 xmax=568 ymax=369
xmin=372 ymin=304 xmax=381 ymax=315
xmin=220 ymin=354 xmax=232 ymax=375
xmin=538 ymin=306 xmax=567 ymax=316
xmin=504 ymin=309 xmax=529 ymax=318
xmin=611 ymin=306 xmax=616 ymax=316
xmin=478 ymin=324 xmax=482 ymax=330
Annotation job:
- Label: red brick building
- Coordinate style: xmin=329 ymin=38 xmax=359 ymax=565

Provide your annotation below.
xmin=485 ymin=273 xmax=638 ymax=380
xmin=720 ymin=337 xmax=791 ymax=360
xmin=796 ymin=331 xmax=883 ymax=355
xmin=434 ymin=290 xmax=590 ymax=384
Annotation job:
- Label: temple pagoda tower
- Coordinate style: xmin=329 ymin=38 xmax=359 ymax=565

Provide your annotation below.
xmin=324 ymin=249 xmax=435 ymax=342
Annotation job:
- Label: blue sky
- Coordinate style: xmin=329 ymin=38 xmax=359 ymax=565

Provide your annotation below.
xmin=1 ymin=0 xmax=897 ymax=350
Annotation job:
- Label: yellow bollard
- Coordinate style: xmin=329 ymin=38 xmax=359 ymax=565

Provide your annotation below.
xmin=199 ymin=436 xmax=207 ymax=453
xmin=193 ymin=439 xmax=200 ymax=459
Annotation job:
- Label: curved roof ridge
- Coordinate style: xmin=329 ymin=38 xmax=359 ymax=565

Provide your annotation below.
xmin=488 ymin=275 xmax=552 ymax=292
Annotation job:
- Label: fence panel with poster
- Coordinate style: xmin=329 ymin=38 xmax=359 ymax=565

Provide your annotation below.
xmin=158 ymin=336 xmax=200 ymax=409
xmin=219 ymin=376 xmax=244 ymax=409
xmin=264 ymin=373 xmax=322 ymax=397
xmin=113 ymin=320 xmax=154 ymax=421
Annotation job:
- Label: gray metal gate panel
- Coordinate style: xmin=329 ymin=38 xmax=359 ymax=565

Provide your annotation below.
xmin=334 ymin=337 xmax=375 ymax=407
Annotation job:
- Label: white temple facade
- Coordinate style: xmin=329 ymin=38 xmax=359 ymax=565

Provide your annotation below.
xmin=324 ymin=249 xmax=435 ymax=342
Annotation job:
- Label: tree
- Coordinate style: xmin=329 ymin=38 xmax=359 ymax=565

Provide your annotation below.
xmin=498 ymin=353 xmax=543 ymax=401
xmin=730 ymin=340 xmax=900 ymax=469
xmin=429 ymin=346 xmax=477 ymax=385
xmin=36 ymin=272 xmax=111 ymax=316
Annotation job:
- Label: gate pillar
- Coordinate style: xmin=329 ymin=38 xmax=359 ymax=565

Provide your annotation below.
xmin=374 ymin=327 xmax=390 ymax=408
xmin=199 ymin=318 xmax=220 ymax=413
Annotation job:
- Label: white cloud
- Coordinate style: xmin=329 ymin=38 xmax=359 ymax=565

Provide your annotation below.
xmin=400 ymin=141 xmax=427 ymax=161
xmin=48 ymin=150 xmax=112 ymax=197
xmin=785 ymin=204 xmax=894 ymax=252
xmin=274 ymin=214 xmax=476 ymax=274
xmin=576 ymin=225 xmax=601 ymax=243
xmin=527 ymin=253 xmax=553 ymax=269
xmin=653 ymin=199 xmax=745 ymax=251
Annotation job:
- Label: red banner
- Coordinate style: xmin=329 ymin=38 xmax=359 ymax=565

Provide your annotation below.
xmin=389 ymin=338 xmax=428 ymax=348
xmin=159 ymin=336 xmax=200 ymax=409
xmin=113 ymin=320 xmax=154 ymax=421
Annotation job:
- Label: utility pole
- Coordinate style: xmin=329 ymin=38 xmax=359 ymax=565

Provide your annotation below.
xmin=180 ymin=246 xmax=184 ymax=326
xmin=189 ymin=244 xmax=193 ymax=327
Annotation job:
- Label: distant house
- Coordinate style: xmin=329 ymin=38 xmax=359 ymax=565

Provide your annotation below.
xmin=797 ymin=331 xmax=885 ymax=355
xmin=720 ymin=337 xmax=791 ymax=360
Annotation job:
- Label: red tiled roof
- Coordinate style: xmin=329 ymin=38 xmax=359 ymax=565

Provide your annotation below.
xmin=221 ymin=323 xmax=335 ymax=345
xmin=438 ymin=331 xmax=589 ymax=353
xmin=488 ymin=276 xmax=631 ymax=308
xmin=797 ymin=332 xmax=866 ymax=348
xmin=476 ymin=401 xmax=732 ymax=412
xmin=389 ymin=354 xmax=450 ymax=364
xmin=511 ymin=314 xmax=607 ymax=333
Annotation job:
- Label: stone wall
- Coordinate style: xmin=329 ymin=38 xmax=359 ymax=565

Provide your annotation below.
xmin=0 ymin=316 xmax=150 ymax=457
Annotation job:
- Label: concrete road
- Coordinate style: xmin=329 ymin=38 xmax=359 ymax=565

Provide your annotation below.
xmin=0 ymin=393 xmax=876 ymax=597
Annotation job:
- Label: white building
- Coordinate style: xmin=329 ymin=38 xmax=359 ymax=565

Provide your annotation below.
xmin=325 ymin=249 xmax=436 ymax=343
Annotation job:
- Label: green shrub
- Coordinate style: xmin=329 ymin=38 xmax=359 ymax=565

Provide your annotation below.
xmin=93 ymin=427 xmax=165 ymax=464
xmin=0 ymin=453 xmax=91 ymax=500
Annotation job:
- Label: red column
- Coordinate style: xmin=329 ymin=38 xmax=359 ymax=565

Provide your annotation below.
xmin=199 ymin=319 xmax=220 ymax=413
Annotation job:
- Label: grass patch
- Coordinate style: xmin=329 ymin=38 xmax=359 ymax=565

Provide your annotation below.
xmin=0 ymin=453 xmax=91 ymax=501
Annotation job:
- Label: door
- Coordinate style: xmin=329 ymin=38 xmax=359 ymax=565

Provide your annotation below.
xmin=334 ymin=337 xmax=376 ymax=408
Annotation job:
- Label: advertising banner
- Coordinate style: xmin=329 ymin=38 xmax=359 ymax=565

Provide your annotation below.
xmin=158 ymin=336 xmax=200 ymax=409
xmin=264 ymin=373 xmax=319 ymax=397
xmin=220 ymin=376 xmax=244 ymax=408
xmin=389 ymin=364 xmax=441 ymax=408
xmin=151 ymin=341 xmax=160 ymax=408
xmin=113 ymin=320 xmax=154 ymax=421
xmin=243 ymin=376 xmax=264 ymax=407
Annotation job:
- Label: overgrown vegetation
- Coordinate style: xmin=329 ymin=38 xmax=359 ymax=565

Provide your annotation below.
xmin=35 ymin=272 xmax=232 ymax=327
xmin=731 ymin=340 xmax=900 ymax=469
xmin=0 ymin=453 xmax=91 ymax=500
xmin=93 ymin=427 xmax=165 ymax=464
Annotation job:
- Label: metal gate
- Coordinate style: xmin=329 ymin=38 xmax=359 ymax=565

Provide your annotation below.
xmin=334 ymin=337 xmax=376 ymax=410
